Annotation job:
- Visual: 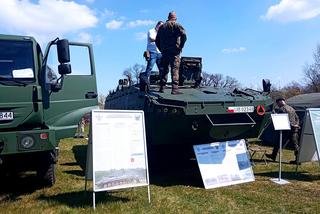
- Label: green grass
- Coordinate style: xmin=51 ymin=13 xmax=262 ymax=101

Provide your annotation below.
xmin=1 ymin=138 xmax=320 ymax=214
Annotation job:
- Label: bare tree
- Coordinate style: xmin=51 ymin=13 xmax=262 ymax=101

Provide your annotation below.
xmin=270 ymin=81 xmax=304 ymax=100
xmin=201 ymin=72 xmax=214 ymax=86
xmin=222 ymin=76 xmax=240 ymax=88
xmin=122 ymin=64 xmax=146 ymax=84
xmin=304 ymin=44 xmax=320 ymax=92
xmin=282 ymin=81 xmax=304 ymax=98
xmin=132 ymin=64 xmax=145 ymax=83
xmin=202 ymin=72 xmax=240 ymax=89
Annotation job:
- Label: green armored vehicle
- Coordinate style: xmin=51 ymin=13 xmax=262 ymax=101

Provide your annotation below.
xmin=0 ymin=34 xmax=98 ymax=185
xmin=105 ymin=57 xmax=273 ymax=150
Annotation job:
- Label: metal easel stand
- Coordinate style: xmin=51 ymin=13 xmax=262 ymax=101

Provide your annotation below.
xmin=270 ymin=130 xmax=290 ymax=185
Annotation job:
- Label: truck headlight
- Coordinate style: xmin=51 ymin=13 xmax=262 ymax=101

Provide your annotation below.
xmin=20 ymin=136 xmax=35 ymax=149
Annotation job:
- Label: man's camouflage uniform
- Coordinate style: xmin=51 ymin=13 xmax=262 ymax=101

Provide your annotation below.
xmin=155 ymin=20 xmax=186 ymax=93
xmin=271 ymin=104 xmax=300 ymax=160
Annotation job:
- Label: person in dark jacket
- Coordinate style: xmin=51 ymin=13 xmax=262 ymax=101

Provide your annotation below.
xmin=155 ymin=11 xmax=187 ymax=94
xmin=266 ymin=97 xmax=300 ymax=164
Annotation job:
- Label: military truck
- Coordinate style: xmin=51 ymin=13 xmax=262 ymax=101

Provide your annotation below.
xmin=0 ymin=34 xmax=98 ymax=186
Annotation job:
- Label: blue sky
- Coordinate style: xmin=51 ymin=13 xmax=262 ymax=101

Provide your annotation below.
xmin=1 ymin=0 xmax=320 ymax=94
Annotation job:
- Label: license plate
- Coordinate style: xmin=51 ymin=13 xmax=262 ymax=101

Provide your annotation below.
xmin=0 ymin=112 xmax=14 ymax=121
xmin=227 ymin=106 xmax=254 ymax=113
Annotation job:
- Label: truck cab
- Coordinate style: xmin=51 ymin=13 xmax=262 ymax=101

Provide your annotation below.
xmin=0 ymin=34 xmax=98 ymax=186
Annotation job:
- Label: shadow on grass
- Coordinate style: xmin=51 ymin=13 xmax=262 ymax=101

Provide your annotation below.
xmin=0 ymin=174 xmax=44 ymax=202
xmin=250 ymin=158 xmax=269 ymax=165
xmin=255 ymin=171 xmax=320 ymax=181
xmin=38 ymin=190 xmax=130 ymax=208
xmin=149 ymin=158 xmax=203 ymax=188
xmin=60 ymin=162 xmax=79 ymax=166
xmin=72 ymin=145 xmax=87 ymax=171
xmin=63 ymin=169 xmax=85 ymax=177
xmin=62 ymin=145 xmax=87 ymax=177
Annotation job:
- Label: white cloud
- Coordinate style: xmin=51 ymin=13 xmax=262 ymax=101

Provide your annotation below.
xmin=104 ymin=8 xmax=115 ymax=17
xmin=77 ymin=33 xmax=102 ymax=45
xmin=135 ymin=32 xmax=147 ymax=40
xmin=222 ymin=47 xmax=247 ymax=54
xmin=127 ymin=19 xmax=155 ymax=28
xmin=262 ymin=0 xmax=320 ymax=22
xmin=0 ymin=0 xmax=98 ymax=44
xmin=105 ymin=20 xmax=124 ymax=30
xmin=77 ymin=32 xmax=92 ymax=43
xmin=105 ymin=19 xmax=153 ymax=30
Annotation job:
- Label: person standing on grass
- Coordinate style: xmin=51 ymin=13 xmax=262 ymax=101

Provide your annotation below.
xmin=266 ymin=97 xmax=300 ymax=164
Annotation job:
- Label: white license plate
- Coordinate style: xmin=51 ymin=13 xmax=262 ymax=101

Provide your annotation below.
xmin=227 ymin=106 xmax=254 ymax=113
xmin=0 ymin=112 xmax=14 ymax=120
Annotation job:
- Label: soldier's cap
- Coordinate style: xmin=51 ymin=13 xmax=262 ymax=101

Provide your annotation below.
xmin=168 ymin=11 xmax=177 ymax=20
xmin=276 ymin=97 xmax=285 ymax=102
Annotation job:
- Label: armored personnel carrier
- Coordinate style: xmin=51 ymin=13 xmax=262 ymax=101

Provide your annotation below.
xmin=105 ymin=57 xmax=273 ymax=147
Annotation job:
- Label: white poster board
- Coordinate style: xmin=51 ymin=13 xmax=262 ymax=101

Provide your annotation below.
xmin=298 ymin=108 xmax=320 ymax=163
xmin=193 ymin=139 xmax=254 ymax=189
xmin=271 ymin=113 xmax=291 ymax=130
xmin=90 ymin=110 xmax=149 ymax=192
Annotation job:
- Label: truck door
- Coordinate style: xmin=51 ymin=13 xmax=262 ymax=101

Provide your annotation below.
xmin=43 ymin=42 xmax=98 ymax=139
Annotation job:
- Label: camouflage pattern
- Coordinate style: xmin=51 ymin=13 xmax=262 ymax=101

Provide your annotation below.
xmin=155 ymin=20 xmax=187 ymax=56
xmin=156 ymin=20 xmax=186 ymax=90
xmin=160 ymin=54 xmax=180 ymax=87
xmin=279 ymin=104 xmax=300 ymax=127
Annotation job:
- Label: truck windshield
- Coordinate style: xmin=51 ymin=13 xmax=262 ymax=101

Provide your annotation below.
xmin=0 ymin=40 xmax=35 ymax=84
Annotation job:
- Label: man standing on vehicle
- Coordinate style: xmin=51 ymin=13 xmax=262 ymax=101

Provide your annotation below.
xmin=142 ymin=21 xmax=164 ymax=89
xmin=156 ymin=11 xmax=187 ymax=95
xmin=266 ymin=97 xmax=300 ymax=164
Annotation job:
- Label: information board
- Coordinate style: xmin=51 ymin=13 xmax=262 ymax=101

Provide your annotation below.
xmin=271 ymin=113 xmax=291 ymax=130
xmin=298 ymin=108 xmax=320 ymax=163
xmin=90 ymin=110 xmax=149 ymax=192
xmin=193 ymin=139 xmax=254 ymax=189
xmin=310 ymin=109 xmax=320 ymax=158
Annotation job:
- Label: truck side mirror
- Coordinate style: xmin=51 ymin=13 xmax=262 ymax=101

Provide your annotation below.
xmin=57 ymin=39 xmax=70 ymax=63
xmin=262 ymin=79 xmax=271 ymax=93
xmin=58 ymin=64 xmax=72 ymax=75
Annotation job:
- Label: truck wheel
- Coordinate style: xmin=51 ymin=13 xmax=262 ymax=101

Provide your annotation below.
xmin=37 ymin=162 xmax=56 ymax=186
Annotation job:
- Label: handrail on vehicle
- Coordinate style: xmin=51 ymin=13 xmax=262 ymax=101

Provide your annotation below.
xmin=205 ymin=113 xmax=256 ymax=127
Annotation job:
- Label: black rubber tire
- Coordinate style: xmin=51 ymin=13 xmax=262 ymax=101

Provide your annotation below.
xmin=37 ymin=162 xmax=56 ymax=187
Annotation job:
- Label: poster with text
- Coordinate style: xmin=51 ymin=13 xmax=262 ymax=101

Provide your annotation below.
xmin=193 ymin=139 xmax=254 ymax=189
xmin=91 ymin=110 xmax=149 ymax=192
xmin=298 ymin=109 xmax=320 ymax=163
xmin=310 ymin=109 xmax=320 ymax=158
xmin=271 ymin=113 xmax=291 ymax=130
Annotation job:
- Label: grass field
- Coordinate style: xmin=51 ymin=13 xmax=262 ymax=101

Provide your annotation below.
xmin=1 ymin=137 xmax=320 ymax=214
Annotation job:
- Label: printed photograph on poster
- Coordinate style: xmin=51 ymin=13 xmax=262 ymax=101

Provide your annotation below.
xmin=95 ymin=168 xmax=147 ymax=190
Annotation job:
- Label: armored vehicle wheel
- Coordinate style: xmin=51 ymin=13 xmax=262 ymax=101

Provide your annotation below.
xmin=37 ymin=151 xmax=57 ymax=186
xmin=37 ymin=162 xmax=56 ymax=186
